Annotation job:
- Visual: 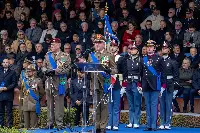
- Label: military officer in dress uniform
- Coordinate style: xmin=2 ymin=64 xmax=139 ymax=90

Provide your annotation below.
xmin=121 ymin=43 xmax=143 ymax=129
xmin=106 ymin=40 xmax=122 ymax=131
xmin=43 ymin=38 xmax=71 ymax=129
xmin=159 ymin=42 xmax=179 ymax=130
xmin=142 ymin=40 xmax=166 ymax=131
xmin=18 ymin=64 xmax=44 ymax=129
xmin=17 ymin=58 xmax=33 ymax=127
xmin=88 ymin=34 xmax=117 ymax=133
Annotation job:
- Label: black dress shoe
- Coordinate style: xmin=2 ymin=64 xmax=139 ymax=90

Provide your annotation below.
xmin=44 ymin=125 xmax=53 ymax=129
xmin=96 ymin=129 xmax=101 ymax=133
xmin=100 ymin=128 xmax=106 ymax=133
xmin=57 ymin=125 xmax=65 ymax=130
xmin=152 ymin=128 xmax=157 ymax=131
xmin=143 ymin=127 xmax=152 ymax=131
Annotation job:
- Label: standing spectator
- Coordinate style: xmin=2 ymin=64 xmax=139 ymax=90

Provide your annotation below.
xmin=122 ymin=21 xmax=140 ymax=52
xmin=111 ymin=21 xmax=123 ymax=45
xmin=39 ymin=21 xmax=58 ymax=43
xmin=67 ymin=10 xmax=77 ymax=32
xmin=38 ymin=13 xmax=49 ymax=30
xmin=188 ymin=47 xmax=200 ymax=69
xmin=78 ymin=22 xmax=92 ymax=51
xmin=188 ymin=2 xmax=200 ymax=20
xmin=182 ymin=9 xmax=199 ymax=30
xmin=140 ymin=6 xmax=164 ymax=31
xmin=141 ymin=20 xmax=156 ymax=43
xmin=56 ymin=22 xmax=73 ymax=49
xmin=60 ymin=0 xmax=72 ymax=20
xmin=70 ymin=34 xmax=79 ymax=54
xmin=179 ymin=58 xmax=194 ymax=113
xmin=2 ymin=2 xmax=14 ymax=17
xmin=35 ymin=0 xmax=51 ymax=22
xmin=25 ymin=18 xmax=42 ymax=45
xmin=19 ymin=12 xmax=29 ymax=29
xmin=131 ymin=1 xmax=145 ymax=26
xmin=11 ymin=21 xmax=25 ymax=40
xmin=118 ymin=8 xmax=133 ymax=30
xmin=164 ymin=31 xmax=174 ymax=49
xmin=35 ymin=58 xmax=45 ymax=82
xmin=95 ymin=21 xmax=104 ymax=35
xmin=42 ymin=34 xmax=52 ymax=53
xmin=28 ymin=43 xmax=45 ymax=61
xmin=165 ymin=8 xmax=177 ymax=31
xmin=15 ymin=43 xmax=30 ymax=68
xmin=183 ymin=23 xmax=200 ymax=53
xmin=14 ymin=0 xmax=30 ymax=21
xmin=53 ymin=10 xmax=65 ymax=30
xmin=172 ymin=21 xmax=185 ymax=48
xmin=3 ymin=11 xmax=16 ymax=37
xmin=156 ymin=20 xmax=168 ymax=45
xmin=175 ymin=0 xmax=185 ymax=19
xmin=63 ymin=43 xmax=72 ymax=57
xmin=170 ymin=44 xmax=185 ymax=67
xmin=71 ymin=44 xmax=84 ymax=63
xmin=8 ymin=54 xmax=20 ymax=79
xmin=0 ymin=58 xmax=17 ymax=127
xmin=11 ymin=30 xmax=32 ymax=54
xmin=0 ymin=30 xmax=13 ymax=53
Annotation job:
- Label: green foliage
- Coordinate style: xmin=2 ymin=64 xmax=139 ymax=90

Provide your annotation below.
xmin=0 ymin=127 xmax=29 ymax=133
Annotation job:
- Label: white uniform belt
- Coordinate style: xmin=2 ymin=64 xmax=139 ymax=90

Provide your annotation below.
xmin=167 ymin=76 xmax=173 ymax=79
xmin=128 ymin=76 xmax=139 ymax=79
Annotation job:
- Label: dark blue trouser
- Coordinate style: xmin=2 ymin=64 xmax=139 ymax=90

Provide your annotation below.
xmin=160 ymin=89 xmax=173 ymax=126
xmin=0 ymin=100 xmax=13 ymax=127
xmin=143 ymin=91 xmax=159 ymax=129
xmin=126 ymin=82 xmax=142 ymax=125
xmin=108 ymin=88 xmax=121 ymax=127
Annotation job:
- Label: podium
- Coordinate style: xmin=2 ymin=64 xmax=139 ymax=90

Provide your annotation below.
xmin=75 ymin=63 xmax=105 ymax=133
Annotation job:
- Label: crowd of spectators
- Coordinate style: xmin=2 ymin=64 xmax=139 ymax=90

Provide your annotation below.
xmin=0 ymin=0 xmax=200 ymax=114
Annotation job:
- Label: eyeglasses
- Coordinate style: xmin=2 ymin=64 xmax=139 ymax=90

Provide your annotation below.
xmin=37 ymin=62 xmax=43 ymax=63
xmin=5 ymin=48 xmax=11 ymax=50
xmin=168 ymin=12 xmax=173 ymax=13
xmin=19 ymin=34 xmax=24 ymax=36
xmin=65 ymin=48 xmax=71 ymax=49
xmin=76 ymin=48 xmax=81 ymax=50
xmin=94 ymin=41 xmax=104 ymax=43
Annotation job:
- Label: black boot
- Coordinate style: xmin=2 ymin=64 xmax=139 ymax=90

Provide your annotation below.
xmin=174 ymin=107 xmax=180 ymax=112
xmin=190 ymin=106 xmax=194 ymax=113
xmin=183 ymin=107 xmax=187 ymax=113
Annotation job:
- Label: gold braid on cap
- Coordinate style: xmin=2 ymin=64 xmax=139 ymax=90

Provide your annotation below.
xmin=146 ymin=40 xmax=156 ymax=46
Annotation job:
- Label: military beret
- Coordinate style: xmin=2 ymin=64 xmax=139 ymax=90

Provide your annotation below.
xmin=24 ymin=58 xmax=33 ymax=64
xmin=94 ymin=34 xmax=106 ymax=43
xmin=51 ymin=38 xmax=61 ymax=44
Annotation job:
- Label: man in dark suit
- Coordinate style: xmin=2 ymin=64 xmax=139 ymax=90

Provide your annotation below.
xmin=70 ymin=69 xmax=90 ymax=126
xmin=170 ymin=44 xmax=185 ymax=67
xmin=0 ymin=58 xmax=17 ymax=127
xmin=188 ymin=47 xmax=200 ymax=69
xmin=141 ymin=20 xmax=156 ymax=43
xmin=172 ymin=21 xmax=185 ymax=48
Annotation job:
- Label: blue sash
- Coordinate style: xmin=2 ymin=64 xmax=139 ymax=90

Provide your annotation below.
xmin=0 ymin=82 xmax=4 ymax=87
xmin=91 ymin=52 xmax=111 ymax=93
xmin=143 ymin=56 xmax=161 ymax=91
xmin=21 ymin=71 xmax=40 ymax=115
xmin=47 ymin=52 xmax=65 ymax=95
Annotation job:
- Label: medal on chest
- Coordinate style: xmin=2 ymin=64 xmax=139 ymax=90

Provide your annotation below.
xmin=147 ymin=59 xmax=152 ymax=66
xmin=101 ymin=56 xmax=110 ymax=66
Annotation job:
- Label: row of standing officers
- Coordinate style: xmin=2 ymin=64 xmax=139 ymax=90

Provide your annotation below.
xmin=0 ymin=33 xmax=180 ymax=133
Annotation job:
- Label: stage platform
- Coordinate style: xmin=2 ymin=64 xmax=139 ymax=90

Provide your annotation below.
xmin=28 ymin=124 xmax=200 ymax=133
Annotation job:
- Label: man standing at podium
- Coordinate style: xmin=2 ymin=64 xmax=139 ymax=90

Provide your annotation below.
xmin=88 ymin=34 xmax=117 ymax=133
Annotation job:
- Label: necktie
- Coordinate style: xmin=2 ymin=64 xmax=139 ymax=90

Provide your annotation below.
xmin=30 ymin=29 xmax=34 ymax=40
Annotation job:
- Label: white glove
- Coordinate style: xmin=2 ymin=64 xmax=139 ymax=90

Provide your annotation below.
xmin=160 ymin=87 xmax=165 ymax=96
xmin=137 ymin=87 xmax=143 ymax=94
xmin=120 ymin=87 xmax=126 ymax=97
xmin=173 ymin=90 xmax=178 ymax=99
xmin=191 ymin=43 xmax=195 ymax=47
